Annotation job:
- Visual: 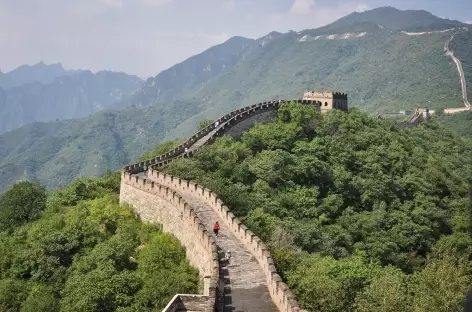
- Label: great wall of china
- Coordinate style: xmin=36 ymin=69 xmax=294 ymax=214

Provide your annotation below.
xmin=119 ymin=96 xmax=431 ymax=312
xmin=121 ymin=100 xmax=314 ymax=312
xmin=443 ymin=29 xmax=471 ymax=114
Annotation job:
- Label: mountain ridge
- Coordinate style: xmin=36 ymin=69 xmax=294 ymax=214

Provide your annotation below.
xmin=331 ymin=6 xmax=467 ymax=31
xmin=0 ymin=61 xmax=85 ymax=90
xmin=0 ymin=70 xmax=143 ymax=134
xmin=0 ymin=6 xmax=471 ymax=191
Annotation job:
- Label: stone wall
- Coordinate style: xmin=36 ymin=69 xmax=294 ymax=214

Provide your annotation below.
xmin=147 ymin=169 xmax=306 ymax=312
xmin=444 ymin=107 xmax=472 ymax=114
xmin=120 ymin=172 xmax=220 ymax=311
xmin=123 ymin=99 xmax=321 ymax=175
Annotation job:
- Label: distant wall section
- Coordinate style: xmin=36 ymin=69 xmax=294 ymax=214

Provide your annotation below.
xmin=224 ymin=110 xmax=278 ymax=138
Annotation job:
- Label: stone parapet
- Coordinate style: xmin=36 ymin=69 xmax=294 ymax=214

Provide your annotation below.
xmin=123 ymin=99 xmax=321 ymax=174
xmin=147 ymin=169 xmax=308 ymax=312
xmin=120 ymin=172 xmax=221 ymax=312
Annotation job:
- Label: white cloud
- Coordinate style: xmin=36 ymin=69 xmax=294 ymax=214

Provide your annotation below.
xmin=465 ymin=20 xmax=472 ymax=24
xmin=289 ymin=0 xmax=315 ymax=15
xmin=223 ymin=0 xmax=235 ymax=10
xmin=186 ymin=31 xmax=230 ymax=44
xmin=141 ymin=0 xmax=174 ymax=7
xmin=272 ymin=0 xmax=368 ymax=31
xmin=99 ymin=0 xmax=124 ymax=7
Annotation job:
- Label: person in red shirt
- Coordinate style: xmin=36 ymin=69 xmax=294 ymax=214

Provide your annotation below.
xmin=213 ymin=221 xmax=220 ymax=236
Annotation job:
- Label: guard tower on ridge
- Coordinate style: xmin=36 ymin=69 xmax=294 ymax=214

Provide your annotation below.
xmin=302 ymin=90 xmax=348 ymax=113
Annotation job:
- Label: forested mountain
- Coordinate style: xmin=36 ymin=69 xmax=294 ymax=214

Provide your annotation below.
xmin=451 ymin=30 xmax=472 ymax=103
xmin=0 ymin=6 xmax=471 ymax=191
xmin=328 ymin=6 xmax=467 ymax=31
xmin=1 ymin=103 xmax=471 ymax=311
xmin=0 ymin=70 xmax=143 ymax=134
xmin=0 ymin=102 xmax=194 ymax=191
xmin=121 ymin=36 xmax=257 ymax=108
xmin=163 ymin=22 xmax=469 ymax=140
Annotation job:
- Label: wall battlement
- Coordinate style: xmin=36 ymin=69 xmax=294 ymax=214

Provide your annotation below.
xmin=146 ymin=169 xmax=304 ymax=312
xmin=302 ymin=91 xmax=348 ymax=112
xmin=120 ymin=171 xmax=221 ymax=311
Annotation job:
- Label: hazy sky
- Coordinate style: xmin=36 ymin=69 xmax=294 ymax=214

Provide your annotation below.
xmin=0 ymin=0 xmax=470 ymax=78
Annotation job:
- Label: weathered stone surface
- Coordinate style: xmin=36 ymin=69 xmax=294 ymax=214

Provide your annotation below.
xmin=181 ymin=193 xmax=278 ymax=311
xmin=120 ymin=178 xmax=216 ymax=289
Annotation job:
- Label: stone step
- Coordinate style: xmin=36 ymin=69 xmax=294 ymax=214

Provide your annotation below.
xmin=179 ymin=194 xmax=279 ymax=312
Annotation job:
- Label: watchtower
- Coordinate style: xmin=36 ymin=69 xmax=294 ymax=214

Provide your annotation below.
xmin=302 ymin=91 xmax=348 ymax=113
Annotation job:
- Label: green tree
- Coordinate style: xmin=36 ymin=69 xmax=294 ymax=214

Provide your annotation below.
xmin=354 ymin=266 xmax=411 ymax=312
xmin=411 ymin=252 xmax=471 ymax=312
xmin=0 ymin=279 xmax=29 ymax=312
xmin=20 ymin=284 xmax=59 ymax=312
xmin=0 ymin=181 xmax=47 ymax=231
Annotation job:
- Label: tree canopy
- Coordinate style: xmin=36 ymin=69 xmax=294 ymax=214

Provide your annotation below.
xmin=0 ymin=172 xmax=199 ymax=311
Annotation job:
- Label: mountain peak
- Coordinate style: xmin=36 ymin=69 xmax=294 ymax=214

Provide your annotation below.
xmin=328 ymin=6 xmax=466 ymax=32
xmin=0 ymin=62 xmax=69 ymax=90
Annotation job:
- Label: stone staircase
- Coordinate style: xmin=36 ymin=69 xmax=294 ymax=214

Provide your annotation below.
xmin=153 ymin=176 xmax=279 ymax=312
xmin=188 ymin=124 xmax=223 ymax=152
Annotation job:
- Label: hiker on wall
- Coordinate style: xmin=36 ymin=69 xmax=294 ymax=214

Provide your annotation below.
xmin=213 ymin=221 xmax=220 ymax=236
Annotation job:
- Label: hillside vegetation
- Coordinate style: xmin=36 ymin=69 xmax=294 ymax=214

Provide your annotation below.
xmin=437 ymin=110 xmax=472 ymax=138
xmin=0 ymin=172 xmax=199 ymax=311
xmin=0 ymin=100 xmax=200 ymax=191
xmin=158 ymin=103 xmax=472 ymax=311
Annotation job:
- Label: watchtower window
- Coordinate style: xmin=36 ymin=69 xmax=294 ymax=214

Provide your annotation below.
xmin=324 ymin=102 xmax=328 ymax=106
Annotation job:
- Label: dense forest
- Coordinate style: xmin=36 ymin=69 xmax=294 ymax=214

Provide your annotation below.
xmin=438 ymin=110 xmax=472 ymax=138
xmin=1 ymin=103 xmax=472 ymax=311
xmin=0 ymin=172 xmax=199 ymax=311
xmin=157 ymin=103 xmax=472 ymax=311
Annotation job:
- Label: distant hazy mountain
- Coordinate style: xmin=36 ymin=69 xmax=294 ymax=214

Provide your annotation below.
xmin=0 ymin=6 xmax=471 ymax=191
xmin=121 ymin=36 xmax=258 ymax=108
xmin=0 ymin=61 xmax=83 ymax=90
xmin=0 ymin=70 xmax=143 ymax=134
xmin=0 ymin=100 xmax=197 ymax=191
